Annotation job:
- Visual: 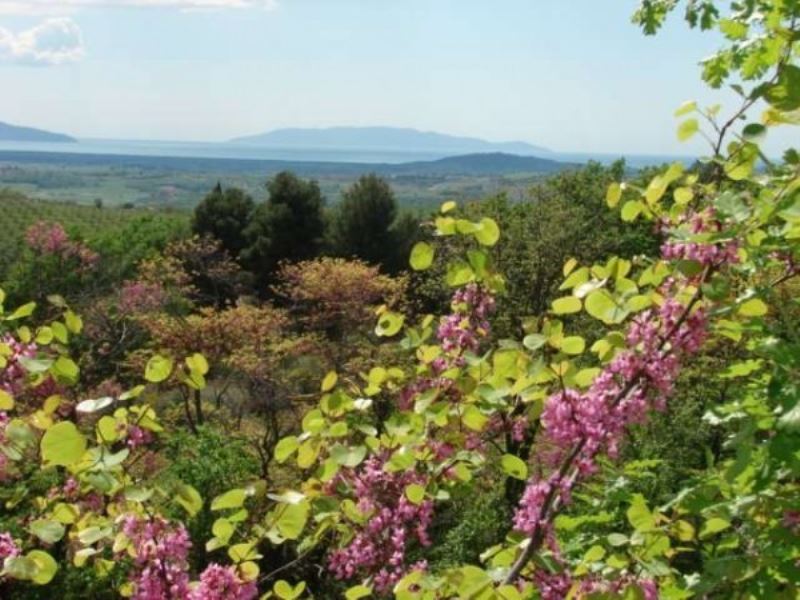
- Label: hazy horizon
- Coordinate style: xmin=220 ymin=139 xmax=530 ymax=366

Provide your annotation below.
xmin=0 ymin=0 xmax=795 ymax=157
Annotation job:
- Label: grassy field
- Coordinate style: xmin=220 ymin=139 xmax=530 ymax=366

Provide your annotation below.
xmin=0 ymin=189 xmax=188 ymax=276
xmin=0 ymin=152 xmax=551 ymax=211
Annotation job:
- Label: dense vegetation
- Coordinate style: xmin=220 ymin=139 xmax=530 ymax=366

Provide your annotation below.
xmin=0 ymin=1 xmax=799 ymax=599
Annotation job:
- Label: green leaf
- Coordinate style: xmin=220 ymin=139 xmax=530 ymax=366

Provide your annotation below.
xmin=474 ymin=217 xmax=500 ymax=246
xmin=742 ymin=123 xmax=766 ymax=144
xmin=175 ymin=483 xmax=203 ymax=517
xmin=52 ymin=356 xmax=79 ymax=383
xmin=677 ymin=118 xmax=699 ymax=141
xmin=462 ymin=405 xmax=488 ymax=431
xmin=763 ymin=65 xmax=800 ymax=111
xmin=28 ymin=550 xmax=58 ymax=585
xmin=375 ymin=312 xmax=404 ymax=337
xmin=185 ymin=353 xmax=209 ymax=376
xmin=29 ymin=520 xmax=65 ymax=544
xmin=64 ymin=310 xmax=83 ymax=334
xmin=626 ymin=494 xmax=655 ymax=532
xmin=275 ymin=501 xmax=309 ymax=540
xmin=275 ymin=436 xmax=299 ymax=463
xmin=0 ymin=390 xmax=14 ymax=411
xmin=445 ymin=261 xmax=475 ymax=287
xmin=607 ymin=533 xmax=629 ymax=547
xmin=551 ymin=296 xmax=582 ymax=315
xmin=583 ymin=544 xmax=606 ymax=563
xmin=621 ymin=200 xmax=643 ymax=222
xmin=778 ymin=402 xmax=800 ymax=432
xmin=699 ymin=517 xmax=731 ymax=539
xmin=409 ymin=242 xmax=435 ymax=271
xmin=674 ymin=100 xmax=697 ymax=117
xmin=560 ymin=336 xmax=585 ymax=355
xmin=274 ymin=580 xmax=306 ymax=600
xmin=500 ymin=454 xmax=528 ymax=480
xmin=738 ymin=298 xmax=767 ymax=317
xmin=606 ymin=182 xmax=622 ymax=208
xmin=321 ymin=370 xmax=337 ymax=392
xmin=440 ymin=200 xmax=457 ymax=214
xmin=523 ymin=334 xmax=546 ymax=351
xmin=144 ymin=354 xmax=173 ymax=383
xmin=329 ymin=444 xmax=367 ymax=468
xmin=41 ymin=421 xmax=87 ymax=467
xmin=345 ymin=585 xmax=373 ymax=600
xmin=211 ymin=488 xmax=247 ymax=511
xmin=8 ymin=302 xmax=36 ymax=321
xmin=212 ymin=517 xmax=235 ymax=545
xmin=405 ymin=483 xmax=426 ymax=504
xmin=585 ymin=290 xmax=628 ymax=324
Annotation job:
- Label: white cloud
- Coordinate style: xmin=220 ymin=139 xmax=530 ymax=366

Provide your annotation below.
xmin=0 ymin=0 xmax=279 ymax=16
xmin=0 ymin=17 xmax=84 ymax=65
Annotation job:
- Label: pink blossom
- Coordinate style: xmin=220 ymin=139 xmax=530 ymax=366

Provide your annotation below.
xmin=0 ymin=532 xmax=20 ymax=560
xmin=120 ymin=515 xmax=191 ymax=600
xmin=24 ymin=221 xmax=99 ymax=270
xmin=190 ymin=564 xmax=257 ymax=600
xmin=127 ymin=425 xmax=155 ymax=449
xmin=119 ymin=281 xmax=168 ymax=315
xmin=327 ymin=455 xmax=434 ymax=592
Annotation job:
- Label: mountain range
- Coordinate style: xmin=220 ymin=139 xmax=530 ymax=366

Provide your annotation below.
xmin=0 ymin=121 xmax=75 ymax=143
xmin=231 ymin=126 xmax=550 ymax=156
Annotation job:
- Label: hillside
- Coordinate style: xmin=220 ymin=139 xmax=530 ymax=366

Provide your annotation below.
xmin=231 ymin=126 xmax=550 ymax=156
xmin=0 ymin=190 xmax=186 ymax=276
xmin=0 ymin=121 xmax=76 ymax=143
xmin=391 ymin=152 xmax=576 ymax=175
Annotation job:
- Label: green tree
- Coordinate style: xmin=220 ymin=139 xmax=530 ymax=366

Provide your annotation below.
xmin=192 ymin=183 xmax=254 ymax=257
xmin=242 ymin=171 xmax=326 ymax=286
xmin=330 ymin=174 xmax=398 ymax=267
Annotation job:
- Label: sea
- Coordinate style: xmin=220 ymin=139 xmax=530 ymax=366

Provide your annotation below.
xmin=0 ymin=139 xmax=689 ymax=169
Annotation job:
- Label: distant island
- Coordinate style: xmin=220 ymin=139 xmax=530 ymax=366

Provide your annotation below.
xmin=231 ymin=126 xmax=551 ymax=156
xmin=0 ymin=121 xmax=76 ymax=143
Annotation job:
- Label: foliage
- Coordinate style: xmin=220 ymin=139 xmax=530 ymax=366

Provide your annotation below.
xmin=330 ymin=174 xmax=407 ymax=270
xmin=0 ymin=3 xmax=799 ymax=599
xmin=242 ymin=172 xmax=326 ymax=286
xmin=192 ymin=184 xmax=255 ymax=257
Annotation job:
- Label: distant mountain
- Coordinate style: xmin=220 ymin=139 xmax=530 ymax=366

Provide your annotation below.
xmin=0 ymin=121 xmax=76 ymax=143
xmin=231 ymin=126 xmax=550 ymax=156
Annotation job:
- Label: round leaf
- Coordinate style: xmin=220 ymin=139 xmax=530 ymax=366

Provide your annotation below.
xmin=409 ymin=242 xmax=435 ymax=271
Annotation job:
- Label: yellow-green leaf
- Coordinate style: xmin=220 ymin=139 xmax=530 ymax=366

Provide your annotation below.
xmin=552 ymin=296 xmax=582 ymax=315
xmin=677 ymin=118 xmax=699 ymax=141
xmin=321 ymin=370 xmax=338 ymax=392
xmin=40 ymin=421 xmax=86 ymax=468
xmin=738 ymin=298 xmax=767 ymax=317
xmin=501 ymin=454 xmax=528 ymax=480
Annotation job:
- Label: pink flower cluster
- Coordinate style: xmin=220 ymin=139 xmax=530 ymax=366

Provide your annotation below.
xmin=119 ymin=281 xmax=168 ymax=316
xmin=121 ymin=515 xmax=192 ymax=600
xmin=25 ymin=221 xmax=99 ymax=270
xmin=437 ymin=283 xmax=495 ymax=354
xmin=327 ymin=455 xmax=433 ymax=592
xmin=0 ymin=335 xmax=37 ymax=397
xmin=0 ymin=532 xmax=20 ymax=561
xmin=126 ymin=425 xmax=154 ymax=449
xmin=487 ymin=414 xmax=530 ymax=444
xmin=191 ymin=564 xmax=257 ymax=600
xmin=515 ymin=297 xmax=708 ymax=538
xmin=783 ymin=510 xmax=800 ymax=535
xmin=661 ymin=209 xmax=739 ymax=267
xmin=578 ymin=576 xmax=658 ymax=599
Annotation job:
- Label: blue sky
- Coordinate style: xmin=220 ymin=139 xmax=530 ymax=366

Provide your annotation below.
xmin=0 ymin=1 xmax=793 ymax=155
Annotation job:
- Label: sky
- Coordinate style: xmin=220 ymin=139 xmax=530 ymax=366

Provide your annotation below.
xmin=0 ymin=1 xmax=793 ymax=155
